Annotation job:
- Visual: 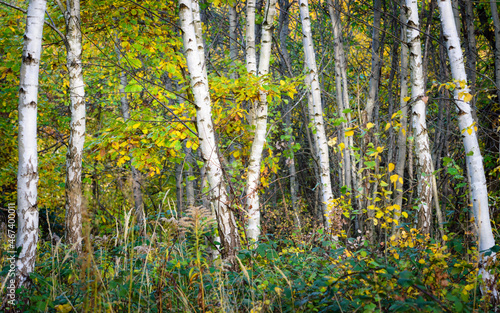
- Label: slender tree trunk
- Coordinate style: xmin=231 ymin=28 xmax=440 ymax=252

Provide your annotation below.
xmin=299 ymin=0 xmax=338 ymax=231
xmin=406 ymin=0 xmax=433 ymax=234
xmin=229 ymin=4 xmax=238 ymax=80
xmin=328 ymin=0 xmax=353 ymax=204
xmin=245 ymin=0 xmax=277 ymax=243
xmin=16 ymin=0 xmax=46 ymax=288
xmin=393 ymin=0 xmax=409 ymax=233
xmin=438 ymin=0 xmax=498 ymax=300
xmin=115 ymin=37 xmax=145 ymax=233
xmin=278 ymin=0 xmax=300 ymax=229
xmin=490 ymin=0 xmax=500 ymax=102
xmin=185 ymin=145 xmax=195 ymax=207
xmin=64 ymin=0 xmax=85 ymax=252
xmin=175 ymin=162 xmax=184 ymax=213
xmin=246 ymin=1 xmax=257 ymax=74
xmin=180 ymin=0 xmax=240 ymax=260
xmin=363 ymin=0 xmax=382 ymax=124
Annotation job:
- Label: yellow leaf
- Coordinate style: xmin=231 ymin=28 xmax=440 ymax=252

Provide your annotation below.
xmin=418 ymin=259 xmax=425 ymax=264
xmin=398 ymin=177 xmax=403 ymax=185
xmin=467 ymin=128 xmax=472 ymax=135
xmin=133 ymin=122 xmax=141 ymax=129
xmin=366 ymin=122 xmax=375 ymax=129
xmin=345 ymin=130 xmax=354 ymax=136
xmin=385 ymin=123 xmax=391 ymax=131
xmin=55 ymin=304 xmax=73 ymax=313
xmin=186 ymin=140 xmax=192 ymax=149
xmin=339 ymin=142 xmax=345 ymax=151
xmin=328 ymin=137 xmax=337 ymax=147
xmin=390 ymin=174 xmax=399 ymax=183
xmin=394 ymin=253 xmax=399 ymax=260
xmin=442 ymin=235 xmax=448 ymax=241
xmin=402 ymin=212 xmax=408 ymax=218
xmin=375 ymin=211 xmax=384 ymax=219
xmin=388 ymin=163 xmax=395 ymax=172
xmin=403 ymin=96 xmax=411 ymax=102
xmin=233 ymin=150 xmax=240 ymax=158
xmin=463 ymin=93 xmax=473 ymax=102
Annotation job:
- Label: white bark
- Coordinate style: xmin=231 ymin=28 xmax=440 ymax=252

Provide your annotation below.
xmin=246 ymin=0 xmax=277 ymax=243
xmin=406 ymin=0 xmax=433 ymax=234
xmin=328 ymin=0 xmax=353 ymax=202
xmin=246 ymin=0 xmax=257 ymax=76
xmin=438 ymin=0 xmax=497 ymax=299
xmin=180 ymin=0 xmax=240 ymax=259
xmin=16 ymin=0 xmax=46 ymax=288
xmin=63 ymin=0 xmax=85 ymax=252
xmin=246 ymin=0 xmax=257 ymax=125
xmin=299 ymin=0 xmax=336 ymax=230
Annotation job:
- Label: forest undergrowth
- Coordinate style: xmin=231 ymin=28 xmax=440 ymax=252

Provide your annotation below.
xmin=2 ymin=203 xmax=498 ymax=313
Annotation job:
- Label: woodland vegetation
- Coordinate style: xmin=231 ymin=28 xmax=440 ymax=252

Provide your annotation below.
xmin=1 ymin=0 xmax=500 ymax=311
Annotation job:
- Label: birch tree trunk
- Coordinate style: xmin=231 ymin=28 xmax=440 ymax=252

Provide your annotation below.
xmin=490 ymin=0 xmax=500 ymax=102
xmin=405 ymin=0 xmax=433 ymax=234
xmin=438 ymin=0 xmax=498 ymax=300
xmin=245 ymin=0 xmax=277 ymax=243
xmin=16 ymin=0 xmax=46 ymax=288
xmin=299 ymin=0 xmax=338 ymax=230
xmin=63 ymin=0 xmax=85 ymax=252
xmin=246 ymin=0 xmax=257 ymax=125
xmin=393 ymin=0 xmax=409 ymax=233
xmin=328 ymin=0 xmax=354 ymax=212
xmin=180 ymin=0 xmax=240 ymax=260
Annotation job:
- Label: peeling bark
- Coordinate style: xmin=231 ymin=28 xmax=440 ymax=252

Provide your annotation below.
xmin=438 ymin=0 xmax=498 ymax=300
xmin=246 ymin=0 xmax=278 ymax=243
xmin=299 ymin=0 xmax=338 ymax=231
xmin=405 ymin=0 xmax=434 ymax=234
xmin=180 ymin=0 xmax=240 ymax=260
xmin=16 ymin=0 xmax=46 ymax=288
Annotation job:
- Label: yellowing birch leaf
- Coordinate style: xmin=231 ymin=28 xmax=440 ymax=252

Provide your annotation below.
xmin=402 ymin=212 xmax=408 ymax=218
xmin=385 ymin=123 xmax=391 ymax=131
xmin=403 ymin=96 xmax=411 ymax=102
xmin=366 ymin=122 xmax=375 ymax=129
xmin=467 ymin=128 xmax=472 ymax=135
xmin=388 ymin=163 xmax=395 ymax=172
xmin=390 ymin=174 xmax=399 ymax=183
xmin=345 ymin=130 xmax=354 ymax=136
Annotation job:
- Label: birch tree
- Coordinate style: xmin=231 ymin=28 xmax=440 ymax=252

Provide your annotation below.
xmin=405 ymin=0 xmax=433 ymax=234
xmin=245 ymin=0 xmax=277 ymax=243
xmin=327 ymin=0 xmax=355 ymax=217
xmin=438 ymin=0 xmax=498 ymax=300
xmin=179 ymin=0 xmax=240 ymax=260
xmin=61 ymin=0 xmax=85 ymax=251
xmin=299 ymin=0 xmax=338 ymax=230
xmin=16 ymin=0 xmax=46 ymax=288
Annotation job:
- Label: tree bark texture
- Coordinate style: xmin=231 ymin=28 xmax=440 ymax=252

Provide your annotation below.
xmin=16 ymin=0 xmax=47 ymax=288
